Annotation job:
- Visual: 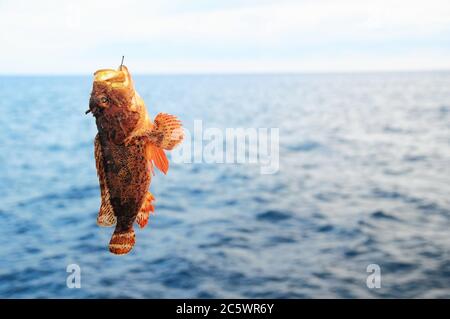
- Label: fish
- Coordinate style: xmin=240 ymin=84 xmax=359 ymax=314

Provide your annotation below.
xmin=87 ymin=61 xmax=183 ymax=255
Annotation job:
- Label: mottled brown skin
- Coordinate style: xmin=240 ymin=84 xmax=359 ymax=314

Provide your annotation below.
xmin=88 ymin=65 xmax=183 ymax=254
xmin=97 ymin=133 xmax=150 ymax=233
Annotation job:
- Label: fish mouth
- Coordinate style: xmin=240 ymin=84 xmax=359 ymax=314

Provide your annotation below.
xmin=93 ymin=67 xmax=130 ymax=88
xmin=88 ymin=65 xmax=135 ymax=116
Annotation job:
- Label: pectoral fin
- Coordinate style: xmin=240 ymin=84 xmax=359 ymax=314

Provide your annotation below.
xmin=152 ymin=113 xmax=184 ymax=150
xmin=95 ymin=134 xmax=117 ymax=227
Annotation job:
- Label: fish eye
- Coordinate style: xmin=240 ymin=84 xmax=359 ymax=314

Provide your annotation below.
xmin=100 ymin=96 xmax=109 ymax=103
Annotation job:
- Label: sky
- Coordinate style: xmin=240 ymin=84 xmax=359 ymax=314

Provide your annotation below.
xmin=1 ymin=0 xmax=450 ymax=74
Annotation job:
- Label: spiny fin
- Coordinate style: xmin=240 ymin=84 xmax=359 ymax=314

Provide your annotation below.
xmin=94 ymin=134 xmax=117 ymax=227
xmin=109 ymin=228 xmax=135 ymax=255
xmin=136 ymin=192 xmax=155 ymax=229
xmin=145 ymin=144 xmax=169 ymax=175
xmin=153 ymin=113 xmax=184 ymax=150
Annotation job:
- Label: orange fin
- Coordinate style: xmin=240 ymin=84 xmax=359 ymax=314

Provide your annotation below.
xmin=109 ymin=228 xmax=135 ymax=255
xmin=152 ymin=113 xmax=184 ymax=150
xmin=145 ymin=144 xmax=169 ymax=175
xmin=94 ymin=135 xmax=117 ymax=227
xmin=136 ymin=192 xmax=155 ymax=229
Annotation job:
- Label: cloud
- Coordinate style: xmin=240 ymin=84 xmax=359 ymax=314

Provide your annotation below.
xmin=0 ymin=0 xmax=449 ymax=73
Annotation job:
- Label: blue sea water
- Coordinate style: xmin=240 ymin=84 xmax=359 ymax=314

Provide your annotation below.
xmin=0 ymin=72 xmax=449 ymax=298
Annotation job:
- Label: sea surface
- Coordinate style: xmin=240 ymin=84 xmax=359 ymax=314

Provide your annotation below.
xmin=0 ymin=72 xmax=449 ymax=298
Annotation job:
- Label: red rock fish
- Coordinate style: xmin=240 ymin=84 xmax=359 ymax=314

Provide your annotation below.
xmin=87 ymin=62 xmax=183 ymax=254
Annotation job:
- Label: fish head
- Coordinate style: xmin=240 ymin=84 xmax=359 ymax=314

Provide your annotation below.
xmin=89 ymin=65 xmax=144 ymax=143
xmin=89 ymin=65 xmax=137 ymax=115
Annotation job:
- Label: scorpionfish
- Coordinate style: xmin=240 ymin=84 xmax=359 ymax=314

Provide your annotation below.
xmin=87 ymin=63 xmax=183 ymax=255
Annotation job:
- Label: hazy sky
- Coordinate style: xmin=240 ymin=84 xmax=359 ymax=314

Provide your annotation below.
xmin=1 ymin=0 xmax=450 ymax=74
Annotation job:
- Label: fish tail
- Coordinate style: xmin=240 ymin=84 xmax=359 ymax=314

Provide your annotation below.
xmin=109 ymin=228 xmax=135 ymax=255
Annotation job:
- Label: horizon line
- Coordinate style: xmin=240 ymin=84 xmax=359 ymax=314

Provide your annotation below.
xmin=1 ymin=68 xmax=450 ymax=77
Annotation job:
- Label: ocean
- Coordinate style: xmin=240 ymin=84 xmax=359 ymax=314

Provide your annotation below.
xmin=0 ymin=72 xmax=449 ymax=298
